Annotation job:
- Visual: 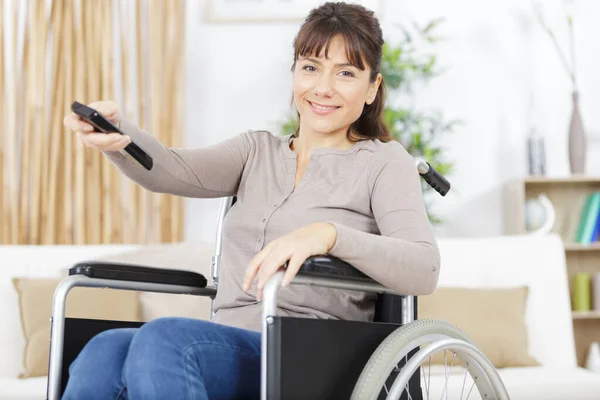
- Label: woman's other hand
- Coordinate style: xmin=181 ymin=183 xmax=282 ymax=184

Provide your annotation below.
xmin=242 ymin=222 xmax=338 ymax=301
xmin=63 ymin=100 xmax=131 ymax=151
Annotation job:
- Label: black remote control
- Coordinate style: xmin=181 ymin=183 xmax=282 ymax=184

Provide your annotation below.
xmin=71 ymin=101 xmax=153 ymax=171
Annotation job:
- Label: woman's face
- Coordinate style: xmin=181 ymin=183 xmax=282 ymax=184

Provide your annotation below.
xmin=293 ymin=35 xmax=381 ymax=138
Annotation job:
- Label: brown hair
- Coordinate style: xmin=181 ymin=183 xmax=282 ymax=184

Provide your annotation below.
xmin=291 ymin=1 xmax=392 ymax=143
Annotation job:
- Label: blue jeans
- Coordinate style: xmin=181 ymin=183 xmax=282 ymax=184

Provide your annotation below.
xmin=61 ymin=317 xmax=261 ymax=400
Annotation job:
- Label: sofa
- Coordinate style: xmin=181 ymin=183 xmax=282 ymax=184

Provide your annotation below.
xmin=1 ymin=234 xmax=600 ymax=399
xmin=1 ymin=242 xmax=215 ymax=400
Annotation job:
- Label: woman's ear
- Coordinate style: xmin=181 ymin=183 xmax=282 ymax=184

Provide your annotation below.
xmin=366 ymin=73 xmax=382 ymax=105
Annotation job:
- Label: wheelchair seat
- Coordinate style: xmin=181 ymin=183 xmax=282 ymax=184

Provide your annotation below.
xmin=53 ymin=254 xmax=419 ymax=399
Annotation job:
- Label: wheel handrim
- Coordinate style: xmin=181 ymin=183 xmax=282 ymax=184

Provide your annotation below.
xmin=374 ymin=334 xmax=497 ymax=400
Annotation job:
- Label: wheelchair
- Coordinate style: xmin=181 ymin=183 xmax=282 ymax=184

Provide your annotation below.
xmin=46 ymin=160 xmax=509 ymax=400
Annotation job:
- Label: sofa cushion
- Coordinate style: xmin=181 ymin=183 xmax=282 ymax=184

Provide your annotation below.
xmin=435 ymin=234 xmax=575 ymax=368
xmin=0 ymin=244 xmax=142 ymax=379
xmin=13 ymin=278 xmax=141 ymax=378
xmin=420 ymin=365 xmax=600 ymax=399
xmin=0 ymin=376 xmax=47 ymax=400
xmin=418 ymin=286 xmax=540 ymax=368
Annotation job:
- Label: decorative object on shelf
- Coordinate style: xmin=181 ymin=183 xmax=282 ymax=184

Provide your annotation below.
xmin=593 ymin=273 xmax=600 ymax=311
xmin=533 ymin=0 xmax=586 ymax=175
xmin=527 ymin=128 xmax=546 ymax=176
xmin=585 ymin=342 xmax=600 ymax=373
xmin=572 ymin=272 xmax=591 ymax=312
xmin=524 ymin=193 xmax=556 ymax=235
xmin=574 ymin=192 xmax=600 ymax=245
xmin=568 ymin=91 xmax=586 ymax=174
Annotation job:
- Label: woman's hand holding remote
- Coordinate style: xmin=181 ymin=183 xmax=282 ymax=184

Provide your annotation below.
xmin=63 ymin=100 xmax=131 ymax=152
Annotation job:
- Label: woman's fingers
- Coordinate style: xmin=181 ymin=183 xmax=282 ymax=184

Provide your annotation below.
xmin=256 ymin=249 xmax=289 ymax=291
xmin=281 ymin=252 xmax=306 ymax=287
xmin=64 ymin=113 xmax=94 ymax=133
xmin=63 ymin=101 xmax=121 ymax=136
xmin=88 ymin=100 xmax=120 ymax=123
xmin=254 ymin=248 xmax=293 ymax=301
xmin=243 ymin=247 xmax=271 ymax=292
xmin=77 ymin=132 xmax=130 ymax=151
xmin=63 ymin=100 xmax=126 ymax=152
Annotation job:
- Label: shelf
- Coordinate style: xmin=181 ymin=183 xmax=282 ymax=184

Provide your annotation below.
xmin=505 ymin=177 xmax=600 ymax=367
xmin=565 ymin=243 xmax=600 ymax=252
xmin=523 ymin=176 xmax=600 ymax=184
xmin=572 ymin=311 xmax=600 ymax=320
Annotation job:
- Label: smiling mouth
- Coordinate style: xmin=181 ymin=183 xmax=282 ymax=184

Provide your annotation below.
xmin=308 ymin=100 xmax=340 ymax=114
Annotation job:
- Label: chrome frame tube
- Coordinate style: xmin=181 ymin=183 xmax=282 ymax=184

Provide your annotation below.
xmin=211 ymin=197 xmax=234 ymax=319
xmin=290 ymin=274 xmax=400 ymax=294
xmin=212 ymin=196 xmax=234 ymax=285
xmin=259 ymin=272 xmax=413 ymax=400
xmin=46 ymin=275 xmax=217 ymax=400
xmin=260 ymin=270 xmax=285 ymax=400
xmin=291 ymin=274 xmax=415 ymax=322
xmin=401 ymin=296 xmax=414 ymax=324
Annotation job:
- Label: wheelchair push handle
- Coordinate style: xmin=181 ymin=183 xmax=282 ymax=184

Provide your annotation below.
xmin=416 ymin=159 xmax=450 ymax=196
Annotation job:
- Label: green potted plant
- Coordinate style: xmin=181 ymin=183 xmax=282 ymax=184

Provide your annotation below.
xmin=278 ymin=19 xmax=457 ymax=223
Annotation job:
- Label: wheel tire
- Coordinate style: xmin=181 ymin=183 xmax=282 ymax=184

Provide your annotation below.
xmin=351 ymin=318 xmax=496 ymax=400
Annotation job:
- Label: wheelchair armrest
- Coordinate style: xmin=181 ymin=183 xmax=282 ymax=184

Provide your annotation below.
xmin=69 ymin=261 xmax=208 ymax=288
xmin=297 ymin=255 xmax=375 ymax=283
xmin=296 ymin=256 xmax=411 ymax=323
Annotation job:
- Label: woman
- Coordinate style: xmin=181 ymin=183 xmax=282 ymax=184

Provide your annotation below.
xmin=61 ymin=2 xmax=440 ymax=399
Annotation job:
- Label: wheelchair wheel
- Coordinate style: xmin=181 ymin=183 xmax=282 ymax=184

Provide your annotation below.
xmin=351 ymin=319 xmax=510 ymax=400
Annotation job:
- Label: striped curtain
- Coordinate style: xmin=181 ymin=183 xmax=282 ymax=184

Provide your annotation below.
xmin=1 ymin=0 xmax=185 ymax=245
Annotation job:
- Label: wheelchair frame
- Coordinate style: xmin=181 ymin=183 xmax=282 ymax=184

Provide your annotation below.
xmin=46 ymin=160 xmax=451 ymax=400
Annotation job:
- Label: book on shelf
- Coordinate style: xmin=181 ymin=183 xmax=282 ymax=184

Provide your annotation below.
xmin=575 ymin=192 xmax=600 ymax=245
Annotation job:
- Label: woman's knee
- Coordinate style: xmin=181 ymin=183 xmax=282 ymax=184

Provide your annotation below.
xmin=126 ymin=317 xmax=213 ymax=356
xmin=122 ymin=318 xmax=261 ymax=398
xmin=121 ymin=318 xmax=214 ymax=394
xmin=63 ymin=328 xmax=136 ymax=399
xmin=126 ymin=317 xmax=258 ymax=355
xmin=69 ymin=328 xmax=136 ymax=373
xmin=123 ymin=317 xmax=257 ymax=374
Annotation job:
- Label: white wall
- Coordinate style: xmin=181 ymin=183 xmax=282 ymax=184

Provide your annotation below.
xmin=179 ymin=0 xmax=598 ymax=242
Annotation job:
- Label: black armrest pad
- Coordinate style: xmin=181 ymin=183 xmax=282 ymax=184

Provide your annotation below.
xmin=298 ymin=255 xmax=375 ymax=283
xmin=69 ymin=261 xmax=207 ymax=288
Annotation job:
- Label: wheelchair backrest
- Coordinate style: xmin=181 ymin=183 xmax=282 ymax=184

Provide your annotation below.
xmin=211 ymin=196 xmax=236 ymax=286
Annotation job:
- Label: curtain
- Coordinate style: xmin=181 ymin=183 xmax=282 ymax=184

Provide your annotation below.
xmin=1 ymin=0 xmax=185 ymax=245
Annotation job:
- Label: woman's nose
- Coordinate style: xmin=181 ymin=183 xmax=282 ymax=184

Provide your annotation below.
xmin=312 ymin=75 xmax=334 ymax=97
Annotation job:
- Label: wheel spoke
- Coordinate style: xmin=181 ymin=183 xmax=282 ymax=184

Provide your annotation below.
xmin=465 ymin=379 xmax=476 ymax=400
xmin=439 ymin=350 xmax=456 ymax=400
xmin=460 ymin=362 xmax=469 ymax=400
xmin=420 ymin=356 xmax=432 ymax=400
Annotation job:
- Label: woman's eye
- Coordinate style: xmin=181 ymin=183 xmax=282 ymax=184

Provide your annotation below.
xmin=303 ymin=65 xmax=317 ymax=72
xmin=340 ymin=70 xmax=355 ymax=77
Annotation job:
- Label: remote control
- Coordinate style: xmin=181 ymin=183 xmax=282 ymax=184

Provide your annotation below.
xmin=71 ymin=101 xmax=153 ymax=171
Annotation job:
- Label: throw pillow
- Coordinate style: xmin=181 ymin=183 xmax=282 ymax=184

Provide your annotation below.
xmin=418 ymin=286 xmax=540 ymax=368
xmin=13 ymin=278 xmax=141 ymax=378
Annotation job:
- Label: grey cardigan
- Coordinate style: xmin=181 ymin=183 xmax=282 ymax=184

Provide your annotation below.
xmin=104 ymin=119 xmax=441 ymax=332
